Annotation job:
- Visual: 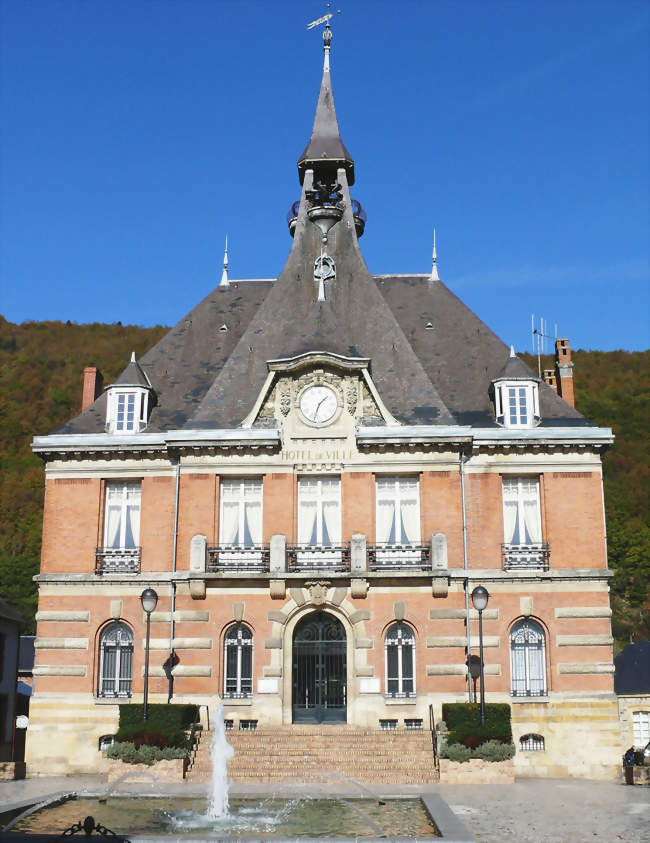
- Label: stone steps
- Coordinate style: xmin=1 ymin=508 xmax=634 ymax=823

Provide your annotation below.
xmin=185 ymin=727 xmax=438 ymax=784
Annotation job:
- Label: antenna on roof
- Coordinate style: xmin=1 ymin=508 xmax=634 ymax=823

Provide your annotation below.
xmin=430 ymin=228 xmax=440 ymax=282
xmin=531 ymin=314 xmax=557 ymax=377
xmin=220 ymin=235 xmax=229 ymax=288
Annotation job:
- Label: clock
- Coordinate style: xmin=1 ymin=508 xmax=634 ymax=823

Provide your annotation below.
xmin=299 ymin=385 xmax=338 ymax=424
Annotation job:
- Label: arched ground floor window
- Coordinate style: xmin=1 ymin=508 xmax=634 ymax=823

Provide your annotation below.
xmin=510 ymin=618 xmax=547 ymax=697
xmin=224 ymin=624 xmax=253 ymax=698
xmin=98 ymin=622 xmax=133 ymax=698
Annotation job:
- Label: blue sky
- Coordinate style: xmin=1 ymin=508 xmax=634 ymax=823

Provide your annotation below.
xmin=1 ymin=0 xmax=648 ymax=352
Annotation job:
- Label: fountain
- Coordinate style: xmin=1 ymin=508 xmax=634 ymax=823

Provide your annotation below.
xmin=206 ymin=701 xmax=235 ymax=819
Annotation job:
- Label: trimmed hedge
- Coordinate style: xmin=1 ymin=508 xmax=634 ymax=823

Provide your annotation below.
xmin=118 ymin=703 xmax=199 ymax=730
xmin=106 ymin=741 xmax=186 ymax=766
xmin=442 ymin=702 xmax=512 ymax=747
xmin=115 ymin=722 xmax=187 ymax=749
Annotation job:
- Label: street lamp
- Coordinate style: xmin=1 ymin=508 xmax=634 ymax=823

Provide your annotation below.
xmin=140 ymin=588 xmax=158 ymax=721
xmin=471 ymin=585 xmax=489 ymax=726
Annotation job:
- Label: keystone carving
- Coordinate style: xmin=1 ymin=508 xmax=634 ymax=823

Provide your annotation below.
xmin=305 ymin=581 xmax=331 ymax=606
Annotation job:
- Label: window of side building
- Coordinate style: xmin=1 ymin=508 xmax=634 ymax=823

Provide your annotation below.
xmin=224 ymin=624 xmax=253 ymax=699
xmin=510 ymin=619 xmax=547 ymax=697
xmin=502 ymin=476 xmax=549 ymax=570
xmin=98 ymin=622 xmax=133 ymax=698
xmin=219 ymin=479 xmax=263 ymax=548
xmin=97 ymin=482 xmax=142 ymax=574
xmin=385 ymin=622 xmax=416 ymax=698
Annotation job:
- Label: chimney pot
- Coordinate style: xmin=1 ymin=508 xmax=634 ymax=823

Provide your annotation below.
xmin=554 ymin=338 xmax=575 ymax=407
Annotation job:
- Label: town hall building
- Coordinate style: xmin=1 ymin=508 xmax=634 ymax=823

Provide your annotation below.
xmin=27 ymin=23 xmax=620 ymax=780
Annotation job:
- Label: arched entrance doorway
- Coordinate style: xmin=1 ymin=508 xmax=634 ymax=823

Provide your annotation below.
xmin=292 ymin=612 xmax=347 ymax=723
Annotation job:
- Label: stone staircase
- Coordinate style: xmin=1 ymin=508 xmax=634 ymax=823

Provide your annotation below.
xmin=185 ymin=725 xmax=439 ymax=784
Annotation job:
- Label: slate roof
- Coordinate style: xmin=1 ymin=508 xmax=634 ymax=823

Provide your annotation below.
xmin=614 ymin=642 xmax=650 ymax=696
xmin=51 ymin=32 xmax=590 ymax=437
xmin=111 ymin=356 xmax=152 ymax=389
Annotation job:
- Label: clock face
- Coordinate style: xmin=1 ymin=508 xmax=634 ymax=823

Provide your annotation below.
xmin=299 ymin=385 xmax=338 ymax=424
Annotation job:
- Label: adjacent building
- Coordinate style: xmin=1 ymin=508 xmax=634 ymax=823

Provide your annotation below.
xmin=27 ymin=24 xmax=621 ymax=779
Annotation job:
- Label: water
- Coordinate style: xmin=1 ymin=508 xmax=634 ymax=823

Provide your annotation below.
xmin=206 ymin=702 xmax=234 ymax=818
xmin=10 ymin=796 xmax=441 ymax=838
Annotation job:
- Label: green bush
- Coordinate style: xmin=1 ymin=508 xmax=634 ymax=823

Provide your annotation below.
xmin=439 ymin=743 xmax=471 ymax=762
xmin=106 ymin=741 xmax=186 ymax=766
xmin=442 ymin=703 xmax=512 ymax=746
xmin=115 ymin=722 xmax=187 ymax=749
xmin=118 ymin=703 xmax=198 ymax=730
xmin=472 ymin=740 xmax=515 ymax=761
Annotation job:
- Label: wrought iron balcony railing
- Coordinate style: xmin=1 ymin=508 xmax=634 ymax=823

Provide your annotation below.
xmin=368 ymin=543 xmax=431 ymax=571
xmin=95 ymin=547 xmax=140 ymax=574
xmin=207 ymin=545 xmax=270 ymax=572
xmin=510 ymin=687 xmax=548 ymax=698
xmin=502 ymin=543 xmax=550 ymax=571
xmin=287 ymin=544 xmax=351 ymax=572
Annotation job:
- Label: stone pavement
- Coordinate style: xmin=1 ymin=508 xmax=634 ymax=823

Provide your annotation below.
xmin=0 ymin=775 xmax=648 ymax=841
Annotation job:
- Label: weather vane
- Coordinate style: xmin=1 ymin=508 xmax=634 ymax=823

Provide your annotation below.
xmin=307 ymin=2 xmax=341 ymax=32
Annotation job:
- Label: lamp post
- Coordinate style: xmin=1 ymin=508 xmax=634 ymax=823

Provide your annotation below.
xmin=140 ymin=588 xmax=158 ymax=721
xmin=471 ymin=585 xmax=489 ymax=726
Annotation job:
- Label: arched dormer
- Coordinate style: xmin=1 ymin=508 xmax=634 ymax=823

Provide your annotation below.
xmin=492 ymin=346 xmax=540 ymax=428
xmin=105 ymin=352 xmax=156 ymax=434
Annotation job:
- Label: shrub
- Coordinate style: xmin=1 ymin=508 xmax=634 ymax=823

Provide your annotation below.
xmin=118 ymin=703 xmax=199 ymax=731
xmin=105 ymin=741 xmax=186 ymax=766
xmin=440 ymin=742 xmax=471 ymax=762
xmin=472 ymin=740 xmax=516 ymax=761
xmin=442 ymin=702 xmax=512 ymax=746
xmin=115 ymin=722 xmax=187 ymax=749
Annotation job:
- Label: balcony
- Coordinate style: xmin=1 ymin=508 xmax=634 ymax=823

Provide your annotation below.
xmin=207 ymin=545 xmax=270 ymax=573
xmin=510 ymin=687 xmax=548 ymax=698
xmin=95 ymin=547 xmax=140 ymax=574
xmin=502 ymin=543 xmax=550 ymax=571
xmin=287 ymin=545 xmax=351 ymax=573
xmin=368 ymin=543 xmax=431 ymax=571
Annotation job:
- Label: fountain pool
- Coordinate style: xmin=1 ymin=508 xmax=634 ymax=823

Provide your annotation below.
xmin=7 ymin=794 xmax=442 ymax=838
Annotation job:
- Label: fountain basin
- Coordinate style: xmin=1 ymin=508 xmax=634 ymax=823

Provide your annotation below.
xmin=3 ymin=793 xmax=475 ymax=841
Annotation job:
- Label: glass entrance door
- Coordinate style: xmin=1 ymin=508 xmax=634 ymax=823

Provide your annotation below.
xmin=292 ymin=612 xmax=346 ymax=723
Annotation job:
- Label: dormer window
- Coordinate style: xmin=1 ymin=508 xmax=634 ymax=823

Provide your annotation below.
xmin=495 ymin=381 xmax=540 ymax=428
xmin=107 ymin=389 xmax=149 ymax=434
xmin=492 ymin=347 xmax=541 ymax=429
xmin=105 ymin=352 xmax=156 ymax=435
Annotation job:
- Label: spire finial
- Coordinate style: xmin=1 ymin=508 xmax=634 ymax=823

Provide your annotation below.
xmin=220 ymin=235 xmax=229 ymax=288
xmin=430 ymin=228 xmax=440 ymax=281
xmin=130 ymin=351 xmax=136 ymax=363
xmin=510 ymin=344 xmax=516 ymax=358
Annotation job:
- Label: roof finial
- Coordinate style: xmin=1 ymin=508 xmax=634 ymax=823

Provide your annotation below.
xmin=430 ymin=228 xmax=440 ymax=281
xmin=510 ymin=344 xmax=516 ymax=358
xmin=220 ymin=235 xmax=229 ymax=288
xmin=130 ymin=350 xmax=136 ymax=363
xmin=307 ymin=4 xmax=340 ymax=74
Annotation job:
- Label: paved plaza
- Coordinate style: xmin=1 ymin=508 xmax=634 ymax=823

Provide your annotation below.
xmin=0 ymin=775 xmax=648 ymax=841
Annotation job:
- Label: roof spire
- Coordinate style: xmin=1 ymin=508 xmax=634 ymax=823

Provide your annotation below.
xmin=430 ymin=228 xmax=440 ymax=281
xmin=510 ymin=344 xmax=516 ymax=358
xmin=220 ymin=235 xmax=229 ymax=288
xmin=130 ymin=350 xmax=136 ymax=362
xmin=298 ymin=10 xmax=354 ymax=185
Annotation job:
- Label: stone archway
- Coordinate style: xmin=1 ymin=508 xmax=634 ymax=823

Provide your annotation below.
xmin=292 ymin=611 xmax=347 ymax=723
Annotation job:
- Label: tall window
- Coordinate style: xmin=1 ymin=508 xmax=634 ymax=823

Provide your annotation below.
xmin=298 ymin=478 xmax=341 ymax=547
xmin=98 ymin=622 xmax=133 ymax=698
xmin=224 ymin=624 xmax=253 ymax=698
xmin=385 ymin=622 xmax=415 ymax=698
xmin=104 ymin=483 xmax=141 ymax=549
xmin=502 ymin=478 xmax=541 ymax=546
xmin=220 ymin=479 xmax=262 ymax=547
xmin=510 ymin=619 xmax=547 ymax=697
xmin=633 ymin=711 xmax=650 ymax=747
xmin=376 ymin=477 xmax=420 ymax=545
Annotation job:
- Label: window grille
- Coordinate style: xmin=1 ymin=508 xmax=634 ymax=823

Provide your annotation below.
xmin=224 ymin=624 xmax=253 ymax=698
xmin=510 ymin=619 xmax=547 ymax=697
xmin=239 ymin=719 xmax=258 ymax=731
xmin=224 ymin=720 xmax=234 ymax=731
xmin=404 ymin=718 xmax=423 ymax=730
xmin=380 ymin=719 xmax=398 ymax=731
xmin=519 ymin=733 xmax=545 ymax=751
xmin=98 ymin=622 xmax=133 ymax=698
xmin=385 ymin=622 xmax=416 ymax=698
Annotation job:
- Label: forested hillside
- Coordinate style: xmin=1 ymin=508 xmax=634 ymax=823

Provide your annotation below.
xmin=0 ymin=316 xmax=648 ymax=646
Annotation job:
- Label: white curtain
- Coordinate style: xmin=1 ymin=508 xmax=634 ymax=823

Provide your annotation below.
xmin=220 ymin=501 xmax=239 ymax=545
xmin=105 ymin=496 xmax=122 ymax=548
xmin=125 ymin=487 xmax=140 ymax=548
xmin=377 ymin=499 xmax=395 ymax=543
xmin=400 ymin=498 xmax=419 ymax=545
xmin=245 ymin=501 xmax=262 ymax=545
xmin=522 ymin=482 xmax=541 ymax=543
xmin=322 ymin=499 xmax=341 ymax=545
xmin=299 ymin=500 xmax=317 ymax=544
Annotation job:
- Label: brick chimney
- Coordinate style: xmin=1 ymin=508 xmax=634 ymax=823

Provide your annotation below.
xmin=81 ymin=367 xmax=104 ymax=411
xmin=554 ymin=338 xmax=574 ymax=407
xmin=543 ymin=369 xmax=557 ymax=392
